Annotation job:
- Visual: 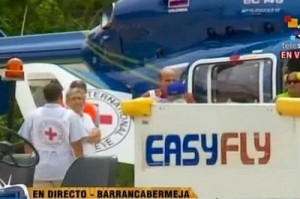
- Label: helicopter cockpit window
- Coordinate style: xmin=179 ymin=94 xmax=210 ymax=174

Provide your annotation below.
xmin=192 ymin=58 xmax=273 ymax=103
xmin=263 ymin=59 xmax=273 ymax=102
xmin=280 ymin=60 xmax=289 ymax=90
xmin=101 ymin=12 xmax=110 ymax=28
xmin=192 ymin=65 xmax=209 ymax=103
xmin=101 ymin=3 xmax=114 ymax=28
xmin=211 ymin=60 xmax=260 ymax=103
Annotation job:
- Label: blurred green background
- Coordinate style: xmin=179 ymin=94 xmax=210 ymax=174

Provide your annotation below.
xmin=0 ymin=0 xmax=133 ymax=187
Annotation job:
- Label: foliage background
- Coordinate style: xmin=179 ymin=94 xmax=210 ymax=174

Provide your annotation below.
xmin=0 ymin=0 xmax=115 ymax=35
xmin=0 ymin=0 xmax=133 ymax=187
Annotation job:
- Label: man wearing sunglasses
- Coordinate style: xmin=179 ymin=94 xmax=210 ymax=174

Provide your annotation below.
xmin=277 ymin=59 xmax=300 ymax=99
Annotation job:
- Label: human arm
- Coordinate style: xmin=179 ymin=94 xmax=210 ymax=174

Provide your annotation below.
xmin=18 ymin=114 xmax=34 ymax=154
xmin=84 ymin=114 xmax=101 ymax=144
xmin=71 ymin=140 xmax=84 ymax=158
xmin=141 ymin=91 xmax=150 ymax=97
xmin=184 ymin=92 xmax=195 ymax=103
xmin=24 ymin=144 xmax=33 ymax=154
xmin=86 ymin=128 xmax=101 ymax=144
xmin=68 ymin=112 xmax=88 ymax=157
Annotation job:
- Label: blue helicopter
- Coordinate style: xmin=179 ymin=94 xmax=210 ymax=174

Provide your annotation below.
xmin=82 ymin=0 xmax=300 ymax=102
xmin=0 ymin=0 xmax=300 ymax=116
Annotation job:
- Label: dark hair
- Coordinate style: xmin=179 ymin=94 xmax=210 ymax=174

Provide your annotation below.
xmin=69 ymin=80 xmax=87 ymax=92
xmin=43 ymin=82 xmax=63 ymax=102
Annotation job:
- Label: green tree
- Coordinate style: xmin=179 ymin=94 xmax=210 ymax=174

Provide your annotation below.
xmin=0 ymin=0 xmax=116 ymax=36
xmin=0 ymin=0 xmax=135 ymax=187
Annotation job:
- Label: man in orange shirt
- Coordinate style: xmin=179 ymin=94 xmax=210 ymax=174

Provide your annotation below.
xmin=69 ymin=80 xmax=100 ymax=126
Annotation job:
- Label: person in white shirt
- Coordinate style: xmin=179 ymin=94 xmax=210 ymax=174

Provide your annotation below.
xmin=69 ymin=80 xmax=100 ymax=127
xmin=65 ymin=88 xmax=101 ymax=155
xmin=142 ymin=68 xmax=195 ymax=103
xmin=18 ymin=82 xmax=88 ymax=187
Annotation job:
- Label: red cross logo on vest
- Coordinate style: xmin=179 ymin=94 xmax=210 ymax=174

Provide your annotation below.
xmin=45 ymin=127 xmax=57 ymax=141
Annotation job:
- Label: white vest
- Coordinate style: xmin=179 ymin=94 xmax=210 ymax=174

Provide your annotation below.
xmin=31 ymin=109 xmax=71 ymax=153
xmin=148 ymin=90 xmax=169 ymax=103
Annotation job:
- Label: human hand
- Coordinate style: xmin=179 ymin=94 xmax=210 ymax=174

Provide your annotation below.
xmin=88 ymin=128 xmax=101 ymax=144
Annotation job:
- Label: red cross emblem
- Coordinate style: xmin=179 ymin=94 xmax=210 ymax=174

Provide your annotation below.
xmin=100 ymin=115 xmax=113 ymax=125
xmin=92 ymin=103 xmax=113 ymax=125
xmin=45 ymin=127 xmax=57 ymax=141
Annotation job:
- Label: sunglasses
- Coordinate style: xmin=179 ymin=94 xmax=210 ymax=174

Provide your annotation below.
xmin=287 ymin=80 xmax=300 ymax=84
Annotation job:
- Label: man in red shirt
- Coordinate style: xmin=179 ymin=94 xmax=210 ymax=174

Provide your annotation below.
xmin=142 ymin=68 xmax=195 ymax=103
xmin=69 ymin=80 xmax=99 ymax=126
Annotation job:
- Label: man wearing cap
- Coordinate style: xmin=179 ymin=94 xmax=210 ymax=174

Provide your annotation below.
xmin=142 ymin=68 xmax=195 ymax=103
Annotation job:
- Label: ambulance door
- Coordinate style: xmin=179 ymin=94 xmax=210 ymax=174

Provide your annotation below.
xmin=187 ymin=53 xmax=277 ymax=103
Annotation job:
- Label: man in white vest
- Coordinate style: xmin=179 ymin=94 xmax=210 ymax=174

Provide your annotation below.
xmin=18 ymin=82 xmax=88 ymax=187
xmin=142 ymin=68 xmax=177 ymax=102
xmin=66 ymin=88 xmax=101 ymax=155
xmin=142 ymin=68 xmax=195 ymax=103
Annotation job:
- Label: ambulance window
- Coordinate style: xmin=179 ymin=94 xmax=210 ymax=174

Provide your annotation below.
xmin=192 ymin=65 xmax=209 ymax=103
xmin=27 ymin=75 xmax=62 ymax=107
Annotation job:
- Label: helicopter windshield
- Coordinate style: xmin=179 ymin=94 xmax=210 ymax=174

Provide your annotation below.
xmin=101 ymin=13 xmax=110 ymax=28
xmin=101 ymin=3 xmax=114 ymax=28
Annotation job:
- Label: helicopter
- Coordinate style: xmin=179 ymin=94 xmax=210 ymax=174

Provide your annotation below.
xmin=0 ymin=0 xmax=299 ymax=104
xmin=0 ymin=0 xmax=300 ymax=165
